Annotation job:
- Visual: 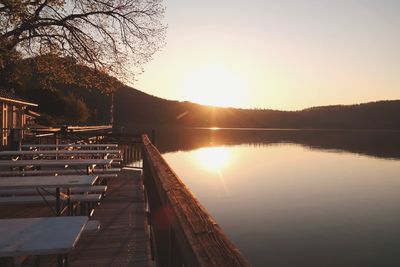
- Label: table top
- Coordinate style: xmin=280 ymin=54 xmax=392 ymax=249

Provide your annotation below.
xmin=0 ymin=175 xmax=98 ymax=189
xmin=22 ymin=144 xmax=118 ymax=149
xmin=0 ymin=159 xmax=113 ymax=167
xmin=0 ymin=150 xmax=121 ymax=156
xmin=0 ymin=216 xmax=88 ymax=257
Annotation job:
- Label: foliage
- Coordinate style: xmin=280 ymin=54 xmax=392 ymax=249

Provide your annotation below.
xmin=114 ymin=87 xmax=400 ymax=130
xmin=0 ymin=0 xmax=166 ymax=79
xmin=34 ymin=92 xmax=90 ymax=125
xmin=62 ymin=92 xmax=89 ymax=123
xmin=0 ymin=0 xmax=166 ymax=125
xmin=1 ymin=54 xmax=118 ymax=125
xmin=3 ymin=54 xmax=122 ymax=93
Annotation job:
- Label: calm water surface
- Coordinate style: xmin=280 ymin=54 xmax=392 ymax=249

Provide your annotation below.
xmin=157 ymin=129 xmax=400 ymax=267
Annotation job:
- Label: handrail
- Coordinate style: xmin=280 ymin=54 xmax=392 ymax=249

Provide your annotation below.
xmin=142 ymin=134 xmax=251 ymax=267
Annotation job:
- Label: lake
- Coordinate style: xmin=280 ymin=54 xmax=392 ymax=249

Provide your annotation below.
xmin=154 ymin=128 xmax=400 ymax=267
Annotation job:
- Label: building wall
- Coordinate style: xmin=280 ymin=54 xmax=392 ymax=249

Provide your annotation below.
xmin=0 ymin=102 xmax=26 ymax=146
xmin=1 ymin=103 xmax=8 ymax=146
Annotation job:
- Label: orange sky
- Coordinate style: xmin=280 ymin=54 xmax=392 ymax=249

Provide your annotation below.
xmin=134 ymin=0 xmax=400 ymax=110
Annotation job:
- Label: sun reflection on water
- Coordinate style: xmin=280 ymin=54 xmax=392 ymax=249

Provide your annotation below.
xmin=192 ymin=146 xmax=232 ymax=195
xmin=193 ymin=146 xmax=231 ymax=172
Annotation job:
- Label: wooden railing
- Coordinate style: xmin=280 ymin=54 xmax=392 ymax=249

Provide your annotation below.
xmin=142 ymin=134 xmax=251 ymax=267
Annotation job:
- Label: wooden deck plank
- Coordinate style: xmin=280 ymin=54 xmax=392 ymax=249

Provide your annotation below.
xmin=68 ymin=169 xmax=152 ymax=267
xmin=0 ymin=169 xmax=151 ymax=267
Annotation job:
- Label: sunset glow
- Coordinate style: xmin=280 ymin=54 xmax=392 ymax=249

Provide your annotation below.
xmin=179 ymin=66 xmax=248 ymax=107
xmin=135 ymin=1 xmax=400 ymax=110
xmin=193 ymin=146 xmax=231 ymax=172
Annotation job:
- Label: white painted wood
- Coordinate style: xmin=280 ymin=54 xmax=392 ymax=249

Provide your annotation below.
xmin=0 ymin=194 xmax=102 ymax=205
xmin=0 ymin=195 xmax=58 ymax=204
xmin=70 ymin=186 xmax=107 ymax=194
xmin=0 ymin=216 xmax=88 ymax=257
xmin=0 ymin=159 xmax=113 ymax=167
xmin=0 ymin=188 xmax=38 ymax=195
xmin=0 ymin=175 xmax=98 ymax=189
xmin=83 ymin=220 xmax=101 ymax=232
xmin=0 ymin=150 xmax=121 ymax=156
xmin=0 ymin=168 xmax=121 ymax=176
xmin=0 ymin=185 xmax=107 ymax=195
xmin=22 ymin=144 xmax=118 ymax=149
xmin=70 ymin=194 xmax=102 ymax=202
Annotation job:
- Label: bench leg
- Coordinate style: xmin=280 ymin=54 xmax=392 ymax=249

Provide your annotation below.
xmin=57 ymin=254 xmax=68 ymax=267
xmin=34 ymin=256 xmax=40 ymax=267
xmin=57 ymin=255 xmax=62 ymax=267
xmin=67 ymin=188 xmax=71 ymax=216
xmin=56 ymin=187 xmax=60 ymax=216
xmin=79 ymin=202 xmax=86 ymax=216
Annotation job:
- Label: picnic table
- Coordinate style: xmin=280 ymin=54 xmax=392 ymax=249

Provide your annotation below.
xmin=0 ymin=175 xmax=98 ymax=216
xmin=0 ymin=159 xmax=113 ymax=167
xmin=0 ymin=216 xmax=88 ymax=267
xmin=22 ymin=144 xmax=118 ymax=150
xmin=0 ymin=150 xmax=121 ymax=156
xmin=0 ymin=159 xmax=114 ymax=175
xmin=0 ymin=150 xmax=122 ymax=162
xmin=0 ymin=175 xmax=98 ymax=189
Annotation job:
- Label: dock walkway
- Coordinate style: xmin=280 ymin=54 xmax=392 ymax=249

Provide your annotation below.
xmin=0 ymin=169 xmax=151 ymax=267
xmin=69 ymin=169 xmax=151 ymax=266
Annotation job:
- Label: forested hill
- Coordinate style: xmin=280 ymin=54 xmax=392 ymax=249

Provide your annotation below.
xmin=115 ymin=86 xmax=400 ymax=130
xmin=1 ymin=55 xmax=399 ymax=129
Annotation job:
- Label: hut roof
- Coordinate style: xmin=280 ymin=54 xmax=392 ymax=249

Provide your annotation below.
xmin=0 ymin=88 xmax=38 ymax=107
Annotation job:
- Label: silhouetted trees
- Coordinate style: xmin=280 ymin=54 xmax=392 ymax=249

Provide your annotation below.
xmin=2 ymin=55 xmax=399 ymax=128
xmin=1 ymin=55 xmax=120 ymax=124
xmin=0 ymin=0 xmax=166 ymax=78
xmin=114 ymin=86 xmax=400 ymax=130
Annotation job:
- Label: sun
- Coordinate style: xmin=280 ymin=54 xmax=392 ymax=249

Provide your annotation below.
xmin=180 ymin=66 xmax=248 ymax=107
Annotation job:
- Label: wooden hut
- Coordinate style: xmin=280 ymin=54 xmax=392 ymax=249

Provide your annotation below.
xmin=0 ymin=89 xmax=38 ymax=146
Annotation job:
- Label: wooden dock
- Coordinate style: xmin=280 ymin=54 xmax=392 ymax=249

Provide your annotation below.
xmin=0 ymin=169 xmax=152 ymax=267
xmin=69 ymin=169 xmax=151 ymax=266
xmin=0 ymin=134 xmax=250 ymax=266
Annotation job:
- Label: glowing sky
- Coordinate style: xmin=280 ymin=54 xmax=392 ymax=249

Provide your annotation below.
xmin=135 ymin=0 xmax=400 ymax=110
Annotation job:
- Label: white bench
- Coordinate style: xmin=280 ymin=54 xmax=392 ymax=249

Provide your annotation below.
xmin=0 ymin=159 xmax=114 ymax=167
xmin=0 ymin=150 xmax=121 ymax=156
xmin=0 ymin=194 xmax=102 ymax=204
xmin=0 ymin=194 xmax=102 ymax=216
xmin=0 ymin=217 xmax=89 ymax=265
xmin=0 ymin=185 xmax=107 ymax=196
xmin=83 ymin=220 xmax=101 ymax=232
xmin=0 ymin=168 xmax=121 ymax=177
xmin=22 ymin=144 xmax=118 ymax=150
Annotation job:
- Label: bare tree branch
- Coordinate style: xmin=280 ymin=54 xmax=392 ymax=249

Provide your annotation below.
xmin=0 ymin=0 xmax=166 ymax=79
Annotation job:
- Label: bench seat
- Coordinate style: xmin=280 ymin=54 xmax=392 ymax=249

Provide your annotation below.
xmin=0 ymin=194 xmax=102 ymax=205
xmin=70 ymin=194 xmax=102 ymax=202
xmin=0 ymin=195 xmax=58 ymax=205
xmin=70 ymin=185 xmax=107 ymax=194
xmin=83 ymin=220 xmax=101 ymax=232
xmin=0 ymin=185 xmax=107 ymax=196
xmin=0 ymin=168 xmax=121 ymax=177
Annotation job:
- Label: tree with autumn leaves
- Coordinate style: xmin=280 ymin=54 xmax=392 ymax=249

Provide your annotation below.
xmin=0 ymin=0 xmax=166 ymax=124
xmin=1 ymin=0 xmax=165 ymax=76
